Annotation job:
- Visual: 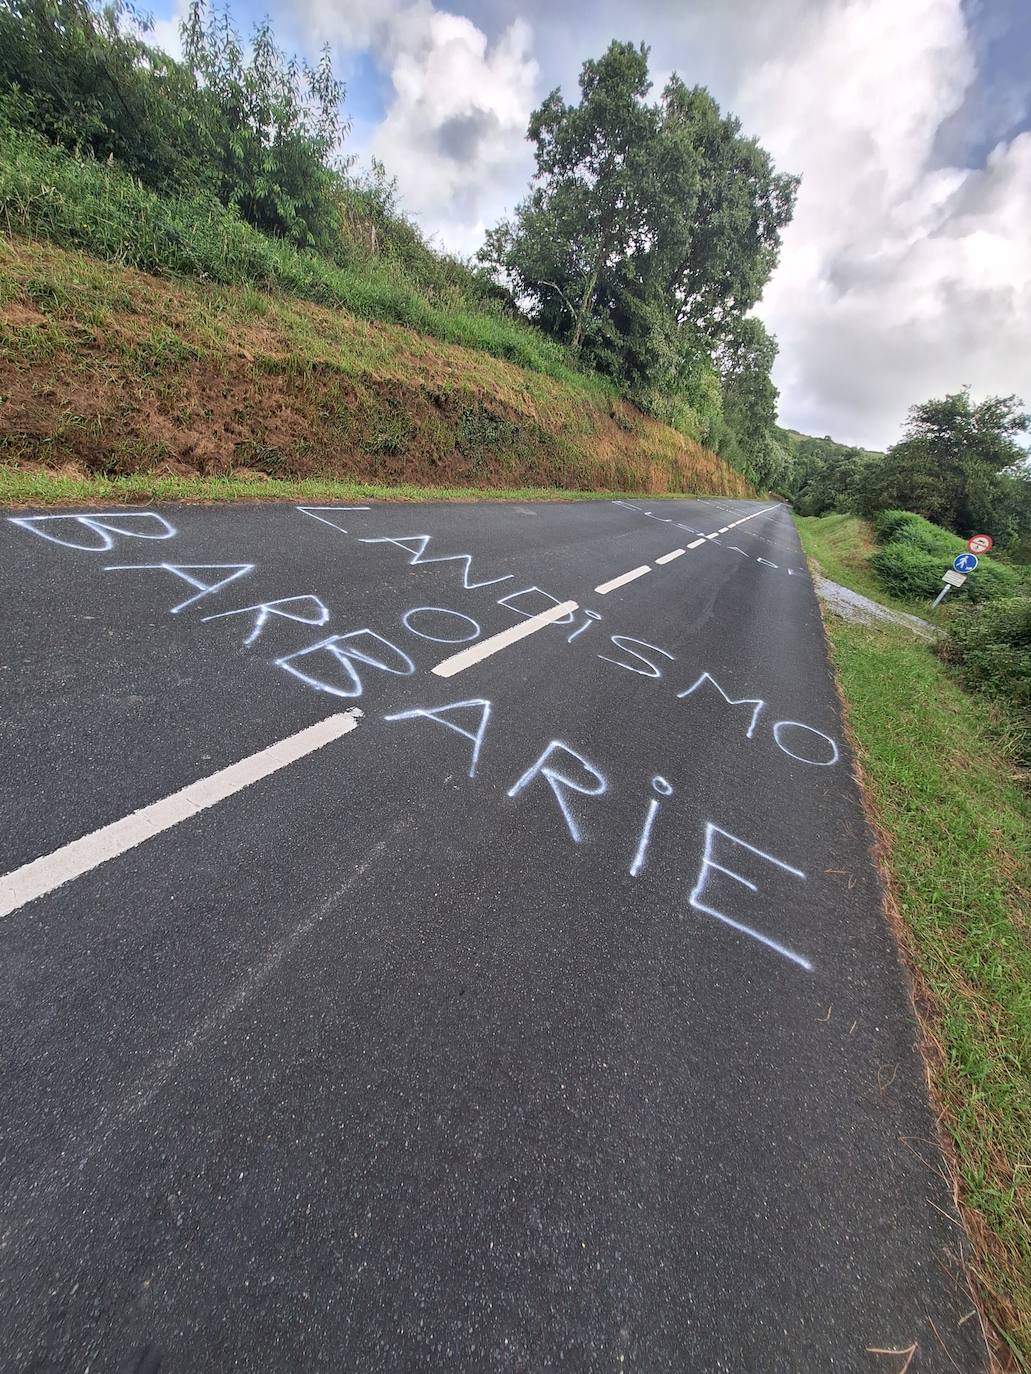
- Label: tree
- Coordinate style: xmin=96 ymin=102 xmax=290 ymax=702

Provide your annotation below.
xmin=791 ymin=436 xmax=871 ymax=515
xmin=858 ymin=389 xmax=1030 ymax=544
xmin=0 ymin=0 xmax=350 ymax=251
xmin=659 ymin=79 xmax=798 ymax=342
xmin=716 ymin=318 xmax=788 ymax=489
xmin=0 ymin=0 xmax=208 ymax=191
xmin=480 ymin=41 xmax=669 ymax=368
xmin=182 ymin=0 xmax=349 ymax=250
xmin=479 ymin=41 xmax=797 ymax=393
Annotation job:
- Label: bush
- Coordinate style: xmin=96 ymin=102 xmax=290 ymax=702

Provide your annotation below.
xmin=940 ymin=597 xmax=1031 ymax=724
xmin=870 ymin=542 xmax=948 ymax=601
xmin=871 ymin=509 xmax=1024 ymax=602
xmin=872 ymin=508 xmax=930 ymax=544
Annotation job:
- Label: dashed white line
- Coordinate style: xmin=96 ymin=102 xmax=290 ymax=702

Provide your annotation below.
xmin=0 ymin=711 xmax=364 ymax=920
xmin=432 ymin=599 xmax=578 ymax=677
xmin=577 ymin=504 xmax=787 ymax=618
xmin=594 ymin=565 xmax=651 ymax=595
xmin=435 ymin=503 xmax=783 ymax=677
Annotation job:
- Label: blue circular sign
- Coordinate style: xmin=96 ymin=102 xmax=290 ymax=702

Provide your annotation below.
xmin=954 ymin=553 xmax=978 ymax=573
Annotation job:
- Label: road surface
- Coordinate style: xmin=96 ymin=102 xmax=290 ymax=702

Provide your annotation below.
xmin=0 ymin=497 xmax=984 ymax=1371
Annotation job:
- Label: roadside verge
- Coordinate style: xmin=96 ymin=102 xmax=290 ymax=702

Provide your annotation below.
xmin=796 ymin=514 xmax=1031 ymax=1371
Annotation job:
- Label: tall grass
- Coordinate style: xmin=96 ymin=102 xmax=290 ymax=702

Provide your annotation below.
xmin=0 ymin=122 xmax=606 ymax=393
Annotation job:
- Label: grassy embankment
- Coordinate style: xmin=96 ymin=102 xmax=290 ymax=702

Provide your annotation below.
xmin=0 ymin=120 xmax=750 ymax=504
xmin=0 ymin=237 xmax=748 ymax=505
xmin=795 ymin=513 xmax=1030 ymax=1370
xmin=797 ymin=510 xmax=949 ymax=619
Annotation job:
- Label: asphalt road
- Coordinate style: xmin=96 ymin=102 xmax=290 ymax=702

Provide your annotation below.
xmin=0 ymin=497 xmax=985 ymax=1372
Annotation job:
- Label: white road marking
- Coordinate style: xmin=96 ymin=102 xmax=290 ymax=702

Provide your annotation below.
xmin=594 ymin=566 xmax=651 ymax=595
xmin=438 ymin=502 xmax=782 ymax=676
xmin=0 ymin=712 xmax=363 ymax=920
xmin=431 ymin=600 xmax=578 ymax=677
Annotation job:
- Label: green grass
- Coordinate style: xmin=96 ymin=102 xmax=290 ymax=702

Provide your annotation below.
xmin=870 ymin=510 xmax=1025 ymax=605
xmin=0 ymin=120 xmax=610 ymax=398
xmin=795 ymin=513 xmax=1031 ymax=1367
xmin=793 ymin=512 xmax=945 ymax=618
xmin=792 ymin=509 xmax=984 ymax=634
xmin=0 ymin=465 xmax=731 ymax=508
xmin=1 ymin=237 xmax=751 ymax=499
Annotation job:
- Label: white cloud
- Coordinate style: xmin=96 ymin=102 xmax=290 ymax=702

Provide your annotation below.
xmin=735 ymin=0 xmax=1031 ymax=447
xmin=280 ymin=0 xmax=1030 ymax=448
xmin=373 ymin=8 xmax=537 ymax=254
xmin=296 ymin=0 xmax=538 ymax=257
xmin=146 ymin=0 xmax=187 ymax=59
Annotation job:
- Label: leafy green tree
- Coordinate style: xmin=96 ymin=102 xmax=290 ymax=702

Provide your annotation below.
xmin=480 ymin=41 xmax=669 ymax=366
xmin=0 ymin=0 xmax=207 ymax=190
xmin=857 ymin=389 xmax=1030 ymax=544
xmin=182 ymin=0 xmax=349 ymax=251
xmin=0 ymin=0 xmax=350 ymax=251
xmin=479 ymin=40 xmax=797 ymax=393
xmin=791 ymin=435 xmax=872 ymax=514
xmin=659 ymin=79 xmax=798 ymax=343
xmin=716 ymin=317 xmax=788 ymax=488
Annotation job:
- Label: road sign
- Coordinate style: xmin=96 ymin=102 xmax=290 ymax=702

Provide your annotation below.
xmin=953 ymin=553 xmax=978 ymax=574
xmin=943 ymin=569 xmax=967 ymax=587
xmin=967 ymin=533 xmax=993 ymax=554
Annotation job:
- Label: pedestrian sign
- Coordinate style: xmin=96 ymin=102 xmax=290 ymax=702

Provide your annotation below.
xmin=953 ymin=553 xmax=978 ymax=574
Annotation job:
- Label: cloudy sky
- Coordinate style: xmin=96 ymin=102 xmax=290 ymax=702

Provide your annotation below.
xmin=151 ymin=0 xmax=1031 ymax=451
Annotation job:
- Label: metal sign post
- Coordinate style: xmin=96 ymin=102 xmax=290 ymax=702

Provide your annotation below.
xmin=931 ymin=554 xmax=977 ymax=608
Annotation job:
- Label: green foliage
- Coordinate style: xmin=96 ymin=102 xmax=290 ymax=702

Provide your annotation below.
xmin=790 ymin=390 xmax=1031 ymax=555
xmin=0 ymin=0 xmax=206 ymax=189
xmin=940 ymin=597 xmax=1031 ymax=725
xmin=0 ymin=0 xmax=348 ymax=251
xmin=717 ymin=317 xmax=787 ymax=489
xmin=0 ymin=0 xmax=785 ymax=486
xmin=790 ymin=432 xmax=880 ymax=515
xmin=0 ymin=122 xmax=593 ymax=385
xmin=858 ymin=388 xmax=1031 ymax=547
xmin=179 ymin=1 xmax=348 ymax=252
xmin=871 ymin=509 xmax=1024 ymax=603
xmin=815 ymin=610 xmax=1031 ymax=1360
xmin=871 ymin=508 xmax=921 ymax=543
xmin=869 ymin=541 xmax=950 ymax=602
xmin=479 ymin=39 xmax=797 ymax=410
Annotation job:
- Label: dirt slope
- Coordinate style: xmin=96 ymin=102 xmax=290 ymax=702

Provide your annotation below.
xmin=0 ymin=239 xmax=752 ymax=498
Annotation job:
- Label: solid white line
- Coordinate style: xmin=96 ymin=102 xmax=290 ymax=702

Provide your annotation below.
xmin=0 ymin=712 xmax=363 ymax=920
xmin=687 ymin=538 xmax=706 ymax=549
xmin=654 ymin=549 xmax=685 ymax=565
xmin=594 ymin=565 xmax=651 ymax=595
xmin=431 ymin=600 xmax=578 ymax=677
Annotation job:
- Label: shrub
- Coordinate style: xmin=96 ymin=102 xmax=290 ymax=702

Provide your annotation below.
xmin=940 ymin=597 xmax=1031 ymax=723
xmin=870 ymin=542 xmax=948 ymax=601
xmin=872 ymin=508 xmax=923 ymax=544
xmin=871 ymin=508 xmax=1024 ymax=602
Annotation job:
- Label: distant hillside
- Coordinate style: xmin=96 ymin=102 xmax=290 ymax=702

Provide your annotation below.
xmin=775 ymin=425 xmax=885 ymax=463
